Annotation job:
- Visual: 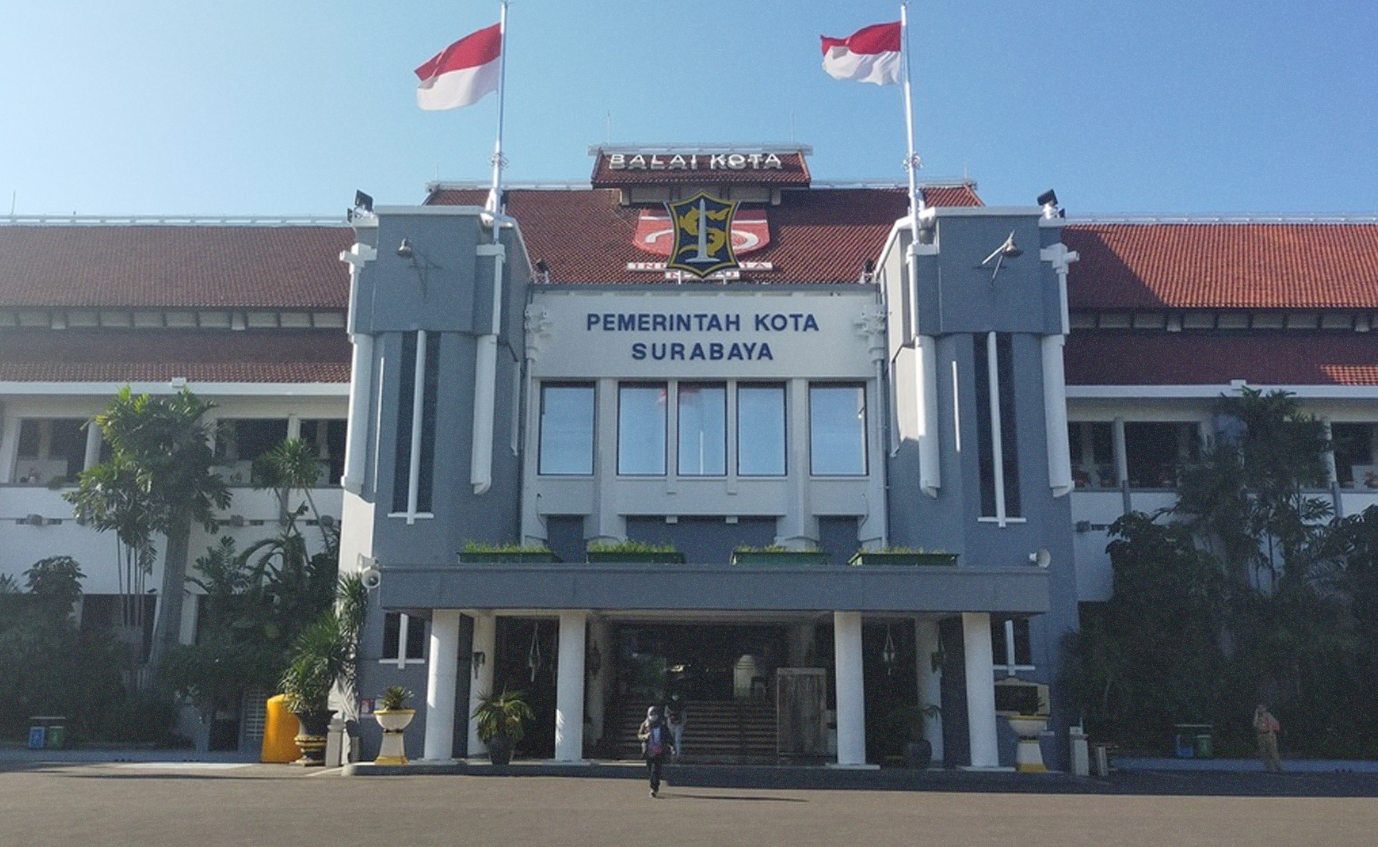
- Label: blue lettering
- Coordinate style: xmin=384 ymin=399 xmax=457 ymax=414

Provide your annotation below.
xmin=632 ymin=342 xmax=646 ymax=359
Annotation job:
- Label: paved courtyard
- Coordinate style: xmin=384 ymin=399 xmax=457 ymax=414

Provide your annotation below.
xmin=1 ymin=759 xmax=1377 ymax=847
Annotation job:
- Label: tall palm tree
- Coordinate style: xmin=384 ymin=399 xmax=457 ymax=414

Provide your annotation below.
xmin=66 ymin=387 xmax=231 ymax=680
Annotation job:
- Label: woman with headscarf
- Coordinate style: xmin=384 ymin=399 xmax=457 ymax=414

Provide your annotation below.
xmin=637 ymin=704 xmax=676 ymax=797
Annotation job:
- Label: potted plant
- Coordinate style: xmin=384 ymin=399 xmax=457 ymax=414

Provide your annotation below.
xmin=849 ymin=547 xmax=958 ymax=567
xmin=585 ymin=539 xmax=685 ymax=564
xmin=278 ymin=575 xmax=366 ymax=766
xmin=373 ymin=686 xmax=414 ymax=765
xmin=884 ymin=702 xmax=941 ymax=769
xmin=459 ymin=541 xmax=560 ymax=564
xmin=731 ymin=545 xmax=830 ymax=566
xmin=471 ymin=689 xmax=534 ymax=765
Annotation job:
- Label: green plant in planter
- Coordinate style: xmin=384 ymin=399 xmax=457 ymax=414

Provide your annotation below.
xmin=277 ymin=574 xmax=366 ymax=764
xmin=472 ymin=689 xmax=535 ymax=765
xmin=378 ymin=686 xmax=412 ymax=711
xmin=883 ymin=702 xmax=942 ymax=769
xmin=460 ymin=541 xmax=559 ymax=563
xmin=585 ymin=539 xmax=684 ymax=563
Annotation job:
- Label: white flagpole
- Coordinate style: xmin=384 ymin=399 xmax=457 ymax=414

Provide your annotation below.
xmin=486 ymin=1 xmax=509 ymax=216
xmin=900 ymin=2 xmax=924 ymax=223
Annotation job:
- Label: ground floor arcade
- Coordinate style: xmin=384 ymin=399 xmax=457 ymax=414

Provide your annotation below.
xmin=412 ymin=609 xmax=1021 ymax=769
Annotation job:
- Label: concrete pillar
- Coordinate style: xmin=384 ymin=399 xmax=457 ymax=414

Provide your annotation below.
xmin=914 ymin=617 xmax=943 ymax=765
xmin=424 ymin=609 xmax=461 ymax=761
xmin=467 ymin=612 xmax=496 ymax=757
xmin=554 ymin=611 xmax=587 ymax=762
xmin=83 ymin=419 xmax=102 ymax=474
xmin=833 ymin=611 xmax=867 ymax=766
xmin=962 ymin=612 xmax=999 ymax=768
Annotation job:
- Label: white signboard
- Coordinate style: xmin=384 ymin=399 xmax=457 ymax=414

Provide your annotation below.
xmin=528 ymin=289 xmax=878 ymax=380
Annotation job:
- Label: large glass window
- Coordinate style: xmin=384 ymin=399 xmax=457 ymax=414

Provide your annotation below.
xmin=381 ymin=612 xmax=426 ymax=666
xmin=539 ymin=383 xmax=595 ymax=475
xmin=618 ymin=383 xmax=666 ymax=475
xmin=677 ymin=383 xmax=726 ymax=476
xmin=809 ymin=383 xmax=867 ymax=476
xmin=737 ymin=383 xmax=786 ymax=476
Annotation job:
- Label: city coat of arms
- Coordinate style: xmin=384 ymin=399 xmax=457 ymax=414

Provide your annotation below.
xmin=664 ymin=192 xmax=740 ymax=279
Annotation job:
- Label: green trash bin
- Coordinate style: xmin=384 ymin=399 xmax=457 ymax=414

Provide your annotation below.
xmin=45 ymin=723 xmax=65 ymax=749
xmin=1193 ymin=732 xmax=1212 ymax=759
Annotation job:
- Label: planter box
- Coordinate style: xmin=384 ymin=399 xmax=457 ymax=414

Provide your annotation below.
xmin=848 ymin=552 xmax=958 ymax=567
xmin=459 ymin=551 xmax=561 ymax=564
xmin=732 ymin=550 xmax=831 ymax=566
xmin=585 ymin=550 xmax=686 ymax=564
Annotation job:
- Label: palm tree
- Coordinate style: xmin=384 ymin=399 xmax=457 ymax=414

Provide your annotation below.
xmin=66 ymin=387 xmax=230 ymax=680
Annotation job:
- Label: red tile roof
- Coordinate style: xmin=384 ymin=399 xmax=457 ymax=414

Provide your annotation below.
xmin=0 ymin=224 xmax=352 ymax=309
xmin=426 ymin=185 xmax=979 ymax=284
xmin=1064 ymin=331 xmax=1378 ymax=386
xmin=1064 ymin=222 xmax=1378 ymax=310
xmin=0 ymin=329 xmax=351 ymax=383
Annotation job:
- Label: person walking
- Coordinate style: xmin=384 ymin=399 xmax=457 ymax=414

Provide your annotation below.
xmin=1254 ymin=704 xmax=1282 ymax=772
xmin=666 ymin=697 xmax=686 ymax=762
xmin=638 ymin=705 xmax=675 ymax=797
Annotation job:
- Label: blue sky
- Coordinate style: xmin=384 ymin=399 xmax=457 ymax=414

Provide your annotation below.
xmin=2 ymin=1 xmax=1374 ymax=218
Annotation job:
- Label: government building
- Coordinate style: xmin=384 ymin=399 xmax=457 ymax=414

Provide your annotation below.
xmin=2 ymin=144 xmax=1375 ymax=768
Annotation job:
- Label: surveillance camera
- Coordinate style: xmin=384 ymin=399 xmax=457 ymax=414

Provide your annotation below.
xmin=361 ymin=566 xmax=382 ymax=590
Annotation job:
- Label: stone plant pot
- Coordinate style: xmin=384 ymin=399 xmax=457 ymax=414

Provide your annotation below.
xmin=292 ymin=708 xmax=337 ymax=766
xmin=373 ymin=708 xmax=415 ymax=765
xmin=1007 ymin=715 xmax=1049 ymax=773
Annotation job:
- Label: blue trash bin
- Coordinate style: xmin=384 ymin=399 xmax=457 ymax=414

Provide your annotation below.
xmin=28 ymin=725 xmax=45 ymax=749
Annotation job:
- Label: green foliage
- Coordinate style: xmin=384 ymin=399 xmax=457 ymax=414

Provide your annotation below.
xmin=65 ymin=387 xmax=231 ymax=676
xmin=732 ymin=544 xmax=821 ymax=553
xmin=1064 ymin=388 xmax=1378 ymax=757
xmin=378 ymin=686 xmax=412 ymax=711
xmin=278 ymin=574 xmax=367 ymax=713
xmin=471 ymin=689 xmax=534 ymax=744
xmin=462 ymin=541 xmax=552 ymax=554
xmin=587 ymin=539 xmax=678 ymax=554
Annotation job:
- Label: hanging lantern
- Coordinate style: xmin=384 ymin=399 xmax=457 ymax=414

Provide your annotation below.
xmin=881 ymin=625 xmax=898 ymax=674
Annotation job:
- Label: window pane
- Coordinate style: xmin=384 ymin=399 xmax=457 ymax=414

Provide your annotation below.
xmin=738 ymin=384 xmax=785 ymax=476
xmin=539 ymin=384 xmax=595 ymax=475
xmin=678 ymin=383 xmax=726 ymax=476
xmin=810 ymin=384 xmax=867 ymax=475
xmin=618 ymin=384 xmax=666 ymax=475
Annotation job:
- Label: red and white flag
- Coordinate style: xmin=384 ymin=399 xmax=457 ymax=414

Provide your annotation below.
xmin=415 ymin=23 xmax=502 ymax=110
xmin=820 ymin=21 xmax=902 ymax=86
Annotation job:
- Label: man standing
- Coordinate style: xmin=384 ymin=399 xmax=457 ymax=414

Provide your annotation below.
xmin=1254 ymin=704 xmax=1282 ymax=772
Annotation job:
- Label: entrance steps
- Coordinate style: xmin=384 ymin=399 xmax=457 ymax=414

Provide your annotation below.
xmin=613 ymin=698 xmax=778 ymax=764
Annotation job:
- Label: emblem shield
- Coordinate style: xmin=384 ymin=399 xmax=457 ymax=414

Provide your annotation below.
xmin=665 ymin=192 xmax=740 ymax=278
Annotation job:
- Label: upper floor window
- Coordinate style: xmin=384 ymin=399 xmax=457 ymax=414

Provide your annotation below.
xmin=1331 ymin=423 xmax=1376 ymax=488
xmin=617 ymin=383 xmax=666 ymax=475
xmin=677 ymin=383 xmax=726 ymax=476
xmin=738 ymin=383 xmax=786 ymax=476
xmin=809 ymin=383 xmax=867 ymax=476
xmin=539 ymin=383 xmax=595 ymax=475
xmin=1125 ymin=422 xmax=1198 ymax=488
xmin=14 ymin=418 xmax=88 ymax=484
xmin=1069 ymin=421 xmax=1117 ymax=489
xmin=381 ymin=612 xmax=426 ymax=668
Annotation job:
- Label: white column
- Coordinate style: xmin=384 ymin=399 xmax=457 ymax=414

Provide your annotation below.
xmin=467 ymin=612 xmax=496 ymax=757
xmin=424 ymin=609 xmax=461 ymax=761
xmin=82 ymin=419 xmax=102 ymax=473
xmin=833 ymin=611 xmax=868 ymax=767
xmin=914 ymin=617 xmax=943 ymax=765
xmin=554 ymin=610 xmax=587 ymax=762
xmin=962 ymin=612 xmax=999 ymax=768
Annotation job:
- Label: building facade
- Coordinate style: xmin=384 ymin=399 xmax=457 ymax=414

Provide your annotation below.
xmin=2 ymin=146 xmax=1376 ymax=766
